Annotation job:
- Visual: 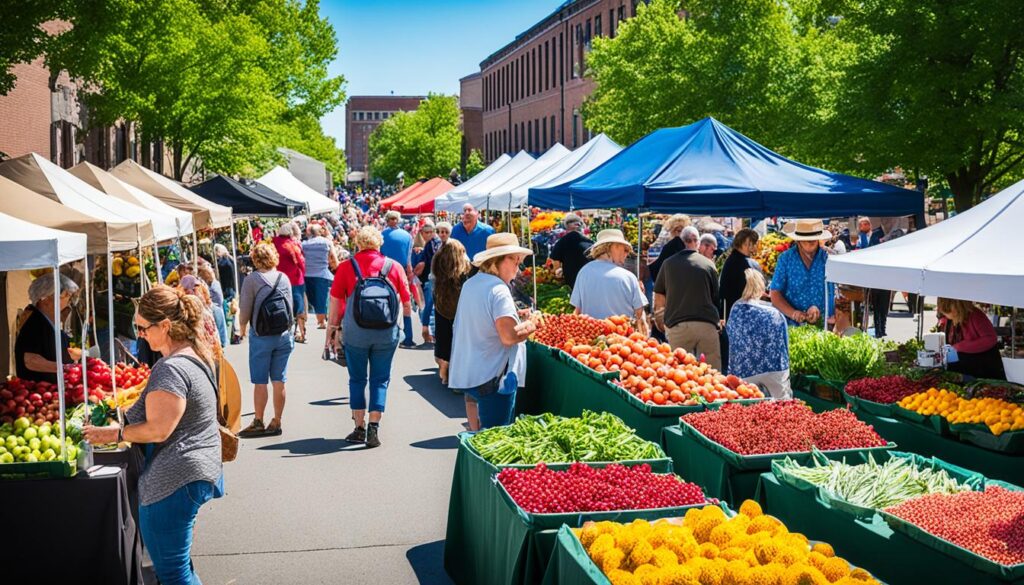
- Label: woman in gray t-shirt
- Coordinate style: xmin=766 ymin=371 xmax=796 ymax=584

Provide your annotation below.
xmin=84 ymin=285 xmax=222 ymax=585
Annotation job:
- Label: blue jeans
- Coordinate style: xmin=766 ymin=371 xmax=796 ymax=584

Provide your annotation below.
xmin=345 ymin=341 xmax=398 ymax=412
xmin=248 ymin=332 xmax=294 ymax=384
xmin=419 ymin=280 xmax=435 ymax=336
xmin=212 ymin=305 xmax=227 ymax=347
xmin=464 ymin=386 xmax=517 ymax=429
xmin=139 ymin=478 xmax=222 ymax=585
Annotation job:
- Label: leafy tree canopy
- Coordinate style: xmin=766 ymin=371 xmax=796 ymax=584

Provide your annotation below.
xmin=464 ymin=148 xmax=485 ymax=179
xmin=368 ymin=94 xmax=461 ymax=184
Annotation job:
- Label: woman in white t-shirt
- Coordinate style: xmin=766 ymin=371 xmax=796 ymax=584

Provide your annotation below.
xmin=570 ymin=229 xmax=649 ymax=336
xmin=449 ymin=233 xmax=537 ymax=429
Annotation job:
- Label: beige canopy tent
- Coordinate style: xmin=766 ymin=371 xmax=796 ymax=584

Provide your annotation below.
xmin=111 ymin=160 xmax=233 ymax=229
xmin=71 ymin=162 xmax=195 ymax=238
xmin=0 ymin=152 xmax=156 ymax=247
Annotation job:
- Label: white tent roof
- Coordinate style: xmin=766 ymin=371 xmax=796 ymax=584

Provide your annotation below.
xmin=456 ymin=153 xmax=512 ymax=192
xmin=111 ymin=160 xmax=233 ymax=229
xmin=487 ymin=144 xmax=571 ymax=209
xmin=526 ymin=134 xmax=622 ymax=204
xmin=0 ymin=153 xmax=157 ymax=247
xmin=827 ymin=178 xmax=1024 ymax=307
xmin=0 ymin=210 xmax=87 ymax=270
xmin=256 ymin=166 xmax=339 ymax=216
xmin=435 ymin=151 xmax=536 ymax=212
xmin=72 ymin=162 xmax=195 ymax=238
xmin=68 ymin=162 xmax=190 ymax=241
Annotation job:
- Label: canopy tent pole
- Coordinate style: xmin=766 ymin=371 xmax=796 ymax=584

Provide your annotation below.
xmin=138 ymin=239 xmax=147 ymax=295
xmin=230 ymin=220 xmax=241 ymax=295
xmin=917 ymin=296 xmax=925 ymax=341
xmin=82 ymin=257 xmax=91 ymax=423
xmin=52 ymin=269 xmax=68 ymax=464
xmin=153 ymin=242 xmax=162 ymax=284
xmin=823 ymin=279 xmax=829 ymax=332
xmin=636 ymin=212 xmax=643 ymax=279
xmin=106 ymin=253 xmax=118 ymax=405
xmin=192 ymin=231 xmax=199 ymax=269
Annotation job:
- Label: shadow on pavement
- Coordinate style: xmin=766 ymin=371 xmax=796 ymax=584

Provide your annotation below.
xmin=256 ymin=437 xmax=364 ymax=456
xmin=407 ymin=540 xmax=453 ymax=585
xmin=404 ymin=372 xmax=466 ymax=419
xmin=309 ymin=396 xmax=349 ymax=407
xmin=410 ymin=436 xmax=460 ymax=450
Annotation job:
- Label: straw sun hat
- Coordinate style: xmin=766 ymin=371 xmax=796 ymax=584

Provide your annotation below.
xmin=588 ymin=229 xmax=633 ymax=258
xmin=782 ymin=219 xmax=831 ymax=241
xmin=472 ymin=233 xmax=533 ymax=267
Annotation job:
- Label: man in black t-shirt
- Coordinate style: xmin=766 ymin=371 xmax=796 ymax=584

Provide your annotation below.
xmin=548 ymin=213 xmax=593 ymax=289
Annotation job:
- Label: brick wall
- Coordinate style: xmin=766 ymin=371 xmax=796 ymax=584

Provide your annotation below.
xmin=344 ymin=96 xmax=424 ymax=177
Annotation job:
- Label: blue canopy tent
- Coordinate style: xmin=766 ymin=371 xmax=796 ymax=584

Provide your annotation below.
xmin=529 ymin=117 xmax=924 ymax=225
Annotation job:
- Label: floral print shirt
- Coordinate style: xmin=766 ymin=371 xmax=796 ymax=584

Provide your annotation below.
xmin=726 ymin=300 xmax=790 ymax=378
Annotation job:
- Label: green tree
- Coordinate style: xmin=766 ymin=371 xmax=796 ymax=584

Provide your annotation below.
xmin=368 ymin=94 xmax=461 ymax=183
xmin=0 ymin=1 xmax=65 ymax=95
xmin=582 ymin=0 xmax=808 ymax=150
xmin=46 ymin=0 xmax=345 ymax=179
xmin=816 ymin=0 xmax=1024 ymax=210
xmin=464 ymin=148 xmax=485 ymax=178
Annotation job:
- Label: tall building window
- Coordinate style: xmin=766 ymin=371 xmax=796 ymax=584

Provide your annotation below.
xmin=572 ymin=111 xmax=579 ymax=147
xmin=575 ymin=24 xmax=583 ymax=77
xmin=543 ymin=41 xmax=549 ymax=92
xmin=534 ymin=118 xmax=540 ymax=151
xmin=551 ymin=116 xmax=557 ymax=145
xmin=586 ymin=19 xmax=592 ymax=48
xmin=632 ymin=0 xmax=639 ymax=16
xmin=559 ymin=33 xmax=564 ymax=82
xmin=552 ymin=37 xmax=558 ymax=87
xmin=595 ymin=14 xmax=602 ymax=38
xmin=521 ymin=122 xmax=526 ymax=151
xmin=532 ymin=47 xmax=538 ymax=95
xmin=527 ymin=120 xmax=533 ymax=151
xmin=542 ymin=119 xmax=548 ymax=148
xmin=514 ymin=124 xmax=520 ymax=150
xmin=503 ymin=129 xmax=508 ymax=152
xmin=619 ymin=5 xmax=626 ymax=22
xmin=610 ymin=9 xmax=616 ymax=36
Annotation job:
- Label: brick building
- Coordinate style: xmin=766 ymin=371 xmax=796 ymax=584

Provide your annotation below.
xmin=344 ymin=95 xmax=424 ymax=182
xmin=0 ymin=21 xmax=183 ymax=177
xmin=459 ymin=72 xmax=483 ymax=175
xmin=475 ymin=0 xmax=647 ymax=163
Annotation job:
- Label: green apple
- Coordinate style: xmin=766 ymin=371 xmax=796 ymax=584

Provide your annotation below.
xmin=0 ymin=445 xmax=6 ymax=455
xmin=22 ymin=427 xmax=37 ymax=440
xmin=28 ymin=438 xmax=41 ymax=451
xmin=66 ymin=445 xmax=77 ymax=460
xmin=13 ymin=417 xmax=30 ymax=431
xmin=25 ymin=453 xmax=38 ymax=463
xmin=16 ymin=436 xmax=26 ymax=447
xmin=0 ymin=452 xmax=12 ymax=463
xmin=41 ymin=449 xmax=56 ymax=461
xmin=4 ymin=436 xmax=15 ymax=450
xmin=38 ymin=425 xmax=51 ymax=438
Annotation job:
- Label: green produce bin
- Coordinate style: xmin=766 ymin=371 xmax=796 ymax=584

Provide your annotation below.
xmin=853 ymin=411 xmax=1024 ymax=487
xmin=792 ymin=387 xmax=845 ymax=413
xmin=541 ymin=526 xmax=612 ymax=585
xmin=841 ymin=388 xmax=894 ymax=417
xmin=662 ymin=422 xmax=895 ymax=507
xmin=757 ymin=473 xmax=1024 ymax=584
xmin=443 ymin=433 xmax=672 ymax=585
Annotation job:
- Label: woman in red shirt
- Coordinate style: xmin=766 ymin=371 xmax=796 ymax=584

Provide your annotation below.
xmin=273 ymin=222 xmax=307 ymax=343
xmin=327 ymin=226 xmax=412 ymax=448
xmin=937 ymin=298 xmax=1006 ymax=380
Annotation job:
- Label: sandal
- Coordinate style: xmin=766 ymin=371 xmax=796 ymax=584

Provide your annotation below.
xmin=265 ymin=418 xmax=283 ymax=436
xmin=239 ymin=419 xmax=267 ymax=438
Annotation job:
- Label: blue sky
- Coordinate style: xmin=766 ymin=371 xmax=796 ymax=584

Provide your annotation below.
xmin=319 ymin=0 xmax=559 ymax=145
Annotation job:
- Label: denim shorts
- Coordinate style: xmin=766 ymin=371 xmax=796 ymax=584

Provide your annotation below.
xmin=291 ymin=284 xmax=307 ymax=315
xmin=248 ymin=332 xmax=294 ymax=384
xmin=304 ymin=277 xmax=330 ymax=315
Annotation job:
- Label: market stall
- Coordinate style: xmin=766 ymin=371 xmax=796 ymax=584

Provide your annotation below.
xmin=111 ymin=159 xmax=233 ymax=231
xmin=0 ymin=210 xmax=143 ymax=584
xmin=379 ymin=179 xmax=427 ymax=211
xmin=505 ymin=134 xmax=621 ymax=211
xmin=444 ymin=412 xmax=677 ymax=585
xmin=255 ymin=166 xmax=340 ymax=216
xmin=391 ymin=177 xmax=455 ymax=214
xmin=483 ymin=144 xmax=570 ymax=211
xmin=755 ymin=450 xmax=1024 ymax=584
xmin=435 ymin=150 xmax=535 ymax=212
xmin=190 ymin=174 xmax=304 ymax=217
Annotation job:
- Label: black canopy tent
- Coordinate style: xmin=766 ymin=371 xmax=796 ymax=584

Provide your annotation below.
xmin=190 ymin=175 xmax=304 ymax=217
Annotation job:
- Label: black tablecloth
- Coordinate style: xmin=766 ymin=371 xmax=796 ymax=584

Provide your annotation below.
xmin=4 ymin=466 xmax=143 ymax=585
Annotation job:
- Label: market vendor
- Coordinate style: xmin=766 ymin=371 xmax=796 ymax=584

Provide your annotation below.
xmin=570 ymin=229 xmax=649 ymax=336
xmin=14 ymin=274 xmax=81 ymax=383
xmin=937 ymin=298 xmax=1006 ymax=380
xmin=769 ymin=219 xmax=834 ymax=326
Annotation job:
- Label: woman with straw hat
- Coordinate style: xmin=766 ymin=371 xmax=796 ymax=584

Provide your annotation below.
xmin=449 ymin=233 xmax=537 ymax=429
xmin=769 ymin=219 xmax=835 ymax=326
xmin=570 ymin=229 xmax=649 ymax=336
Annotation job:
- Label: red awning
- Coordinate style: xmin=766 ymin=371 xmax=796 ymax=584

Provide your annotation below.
xmin=393 ymin=178 xmax=456 ymax=214
xmin=379 ymin=180 xmax=427 ymax=210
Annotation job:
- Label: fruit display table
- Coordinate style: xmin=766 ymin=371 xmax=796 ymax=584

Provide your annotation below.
xmin=5 ymin=465 xmax=143 ymax=584
xmin=661 ymin=423 xmax=894 ymax=508
xmin=443 ymin=433 xmax=673 ymax=585
xmin=756 ymin=473 xmax=1024 ymax=585
xmin=853 ymin=411 xmax=1024 ymax=487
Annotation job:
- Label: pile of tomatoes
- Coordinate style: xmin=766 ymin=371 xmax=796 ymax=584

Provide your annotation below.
xmin=531 ymin=313 xmax=633 ymax=349
xmin=563 ymin=333 xmax=764 ymax=406
xmin=63 ymin=358 xmax=151 ymax=395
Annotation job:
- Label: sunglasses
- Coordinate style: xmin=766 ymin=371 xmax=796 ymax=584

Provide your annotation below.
xmin=134 ymin=321 xmax=160 ymax=335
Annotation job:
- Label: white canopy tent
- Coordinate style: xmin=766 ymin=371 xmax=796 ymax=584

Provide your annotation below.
xmin=111 ymin=160 xmax=233 ymax=229
xmin=256 ymin=166 xmax=340 ymax=216
xmin=453 ymin=153 xmax=512 ymax=194
xmin=435 ymin=151 xmax=536 ymax=212
xmin=71 ymin=162 xmax=195 ymax=238
xmin=486 ymin=144 xmax=571 ymax=210
xmin=0 ymin=211 xmax=88 ymax=271
xmin=525 ymin=134 xmax=623 ymax=206
xmin=826 ymin=177 xmax=1024 ymax=308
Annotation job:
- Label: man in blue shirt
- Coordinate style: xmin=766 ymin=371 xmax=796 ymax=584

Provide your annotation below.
xmin=855 ymin=217 xmax=889 ymax=337
xmin=451 ymin=203 xmax=494 ymax=258
xmin=769 ymin=219 xmax=835 ymax=326
xmin=381 ymin=210 xmax=416 ymax=346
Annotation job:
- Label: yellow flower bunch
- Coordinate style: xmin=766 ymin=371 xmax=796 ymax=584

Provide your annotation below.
xmin=530 ymin=211 xmax=566 ymax=233
xmin=573 ymin=501 xmax=879 ymax=585
xmin=898 ymin=388 xmax=1024 ymax=435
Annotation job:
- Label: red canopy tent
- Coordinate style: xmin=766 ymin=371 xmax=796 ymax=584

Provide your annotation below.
xmin=380 ymin=180 xmax=427 ymax=210
xmin=393 ymin=178 xmax=456 ymax=214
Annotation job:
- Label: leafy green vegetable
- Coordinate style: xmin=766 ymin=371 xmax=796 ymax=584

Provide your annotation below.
xmin=788 ymin=326 xmax=886 ymax=381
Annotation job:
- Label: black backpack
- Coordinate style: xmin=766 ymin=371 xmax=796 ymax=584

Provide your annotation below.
xmin=255 ymin=273 xmax=293 ymax=336
xmin=350 ymin=258 xmax=399 ymax=329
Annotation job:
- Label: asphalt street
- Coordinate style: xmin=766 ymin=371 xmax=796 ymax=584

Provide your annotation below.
xmin=192 ymin=318 xmax=461 ymax=585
